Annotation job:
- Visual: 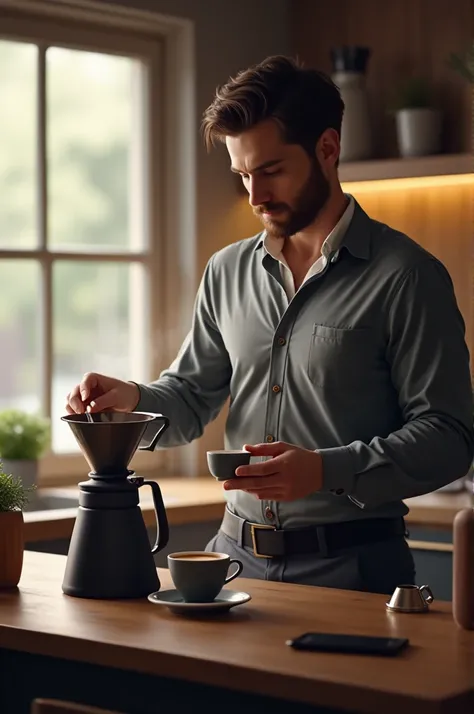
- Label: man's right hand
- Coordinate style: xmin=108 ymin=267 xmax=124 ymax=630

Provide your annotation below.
xmin=65 ymin=373 xmax=140 ymax=415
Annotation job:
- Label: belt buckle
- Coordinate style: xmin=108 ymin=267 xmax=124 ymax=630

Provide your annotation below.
xmin=250 ymin=523 xmax=276 ymax=558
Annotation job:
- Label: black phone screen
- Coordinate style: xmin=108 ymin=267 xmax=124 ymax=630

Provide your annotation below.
xmin=286 ymin=632 xmax=409 ymax=656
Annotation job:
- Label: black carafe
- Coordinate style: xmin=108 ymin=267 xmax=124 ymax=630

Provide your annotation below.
xmin=60 ymin=412 xmax=170 ymax=599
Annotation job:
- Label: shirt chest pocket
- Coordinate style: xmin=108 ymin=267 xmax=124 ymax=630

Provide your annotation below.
xmin=308 ymin=324 xmax=377 ymax=390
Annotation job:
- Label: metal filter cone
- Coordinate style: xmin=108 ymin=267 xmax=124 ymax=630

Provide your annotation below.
xmin=61 ymin=412 xmax=158 ymax=475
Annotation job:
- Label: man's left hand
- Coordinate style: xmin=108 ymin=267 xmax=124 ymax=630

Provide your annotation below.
xmin=223 ymin=441 xmax=323 ymax=501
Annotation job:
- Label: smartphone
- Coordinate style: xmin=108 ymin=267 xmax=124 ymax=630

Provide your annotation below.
xmin=286 ymin=632 xmax=409 ymax=657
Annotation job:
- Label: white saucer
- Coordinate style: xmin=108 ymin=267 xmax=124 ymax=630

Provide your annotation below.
xmin=147 ymin=588 xmax=251 ymax=614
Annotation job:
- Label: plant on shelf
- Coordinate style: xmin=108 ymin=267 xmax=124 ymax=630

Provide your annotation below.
xmin=0 ymin=460 xmax=35 ymax=588
xmin=0 ymin=409 xmax=51 ymax=491
xmin=391 ymin=76 xmax=433 ymax=111
xmin=390 ymin=76 xmax=442 ymax=158
xmin=448 ymin=41 xmax=474 ymax=178
xmin=448 ymin=42 xmax=474 ymax=84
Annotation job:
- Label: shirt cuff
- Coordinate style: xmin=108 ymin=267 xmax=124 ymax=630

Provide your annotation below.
xmin=130 ymin=382 xmax=158 ymax=413
xmin=318 ymin=445 xmax=356 ymax=498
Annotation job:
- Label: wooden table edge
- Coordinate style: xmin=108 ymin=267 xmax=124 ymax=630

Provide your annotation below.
xmin=1 ymin=625 xmax=472 ymax=714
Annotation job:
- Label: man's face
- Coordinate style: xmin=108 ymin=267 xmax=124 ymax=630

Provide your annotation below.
xmin=226 ymin=119 xmax=331 ymax=238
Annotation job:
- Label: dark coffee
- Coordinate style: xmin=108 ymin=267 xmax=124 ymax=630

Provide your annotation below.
xmin=172 ymin=554 xmax=221 ymax=562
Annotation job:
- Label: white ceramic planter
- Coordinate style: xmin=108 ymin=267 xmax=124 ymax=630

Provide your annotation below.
xmin=395 ymin=108 xmax=442 ymax=158
xmin=1 ymin=459 xmax=38 ymax=490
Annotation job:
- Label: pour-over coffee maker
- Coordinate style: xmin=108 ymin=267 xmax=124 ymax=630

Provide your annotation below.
xmin=60 ymin=411 xmax=170 ymax=599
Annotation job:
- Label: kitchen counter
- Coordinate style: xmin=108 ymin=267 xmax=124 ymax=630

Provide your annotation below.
xmin=0 ymin=551 xmax=473 ymax=714
xmin=24 ymin=476 xmax=226 ymax=542
xmin=24 ymin=477 xmax=471 ymax=543
xmin=404 ymin=490 xmax=471 ymax=528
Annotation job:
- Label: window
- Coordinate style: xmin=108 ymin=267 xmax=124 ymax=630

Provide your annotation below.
xmin=0 ymin=8 xmax=174 ymax=480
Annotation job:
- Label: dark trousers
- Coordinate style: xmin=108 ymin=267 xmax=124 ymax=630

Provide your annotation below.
xmin=206 ymin=528 xmax=416 ymax=595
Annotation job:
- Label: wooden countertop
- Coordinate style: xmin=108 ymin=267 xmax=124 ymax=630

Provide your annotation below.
xmin=24 ymin=476 xmax=471 ymax=543
xmin=1 ymin=551 xmax=473 ymax=714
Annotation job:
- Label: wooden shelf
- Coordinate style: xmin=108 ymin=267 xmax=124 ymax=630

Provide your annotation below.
xmin=339 ymin=152 xmax=473 ymax=183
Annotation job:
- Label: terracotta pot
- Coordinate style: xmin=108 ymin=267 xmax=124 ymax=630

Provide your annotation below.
xmin=0 ymin=511 xmax=24 ymax=588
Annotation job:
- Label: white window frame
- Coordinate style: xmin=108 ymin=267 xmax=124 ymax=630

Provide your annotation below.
xmin=0 ymin=0 xmax=197 ymax=485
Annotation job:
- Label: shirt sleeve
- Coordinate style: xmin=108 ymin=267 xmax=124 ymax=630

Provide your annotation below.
xmin=135 ymin=255 xmax=232 ymax=448
xmin=319 ymin=256 xmax=474 ymax=508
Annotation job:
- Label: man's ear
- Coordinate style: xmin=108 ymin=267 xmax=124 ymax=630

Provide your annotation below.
xmin=316 ymin=128 xmax=340 ymax=168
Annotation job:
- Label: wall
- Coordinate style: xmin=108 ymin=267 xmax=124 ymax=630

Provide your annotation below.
xmin=292 ymin=0 xmax=474 ymax=157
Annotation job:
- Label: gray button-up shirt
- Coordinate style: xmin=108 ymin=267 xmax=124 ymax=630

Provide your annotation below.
xmin=137 ymin=199 xmax=474 ymax=529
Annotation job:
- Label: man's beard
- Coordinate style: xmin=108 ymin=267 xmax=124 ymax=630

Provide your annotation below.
xmin=254 ymin=159 xmax=330 ymax=239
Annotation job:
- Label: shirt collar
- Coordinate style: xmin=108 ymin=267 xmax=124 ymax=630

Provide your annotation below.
xmin=262 ymin=194 xmax=354 ymax=264
xmin=254 ymin=196 xmax=371 ymax=261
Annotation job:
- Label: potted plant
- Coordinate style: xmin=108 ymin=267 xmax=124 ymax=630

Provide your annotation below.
xmin=447 ymin=42 xmax=474 ymax=84
xmin=391 ymin=77 xmax=442 ymax=158
xmin=0 ymin=461 xmax=34 ymax=588
xmin=0 ymin=409 xmax=50 ymax=492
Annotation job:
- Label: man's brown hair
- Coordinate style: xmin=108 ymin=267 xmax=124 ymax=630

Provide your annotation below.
xmin=202 ymin=55 xmax=344 ymax=156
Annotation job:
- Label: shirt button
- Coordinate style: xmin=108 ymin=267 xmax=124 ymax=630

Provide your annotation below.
xmin=272 ymin=384 xmax=281 ymax=393
xmin=265 ymin=507 xmax=275 ymax=521
xmin=277 ymin=337 xmax=286 ymax=346
xmin=266 ymin=434 xmax=274 ymax=443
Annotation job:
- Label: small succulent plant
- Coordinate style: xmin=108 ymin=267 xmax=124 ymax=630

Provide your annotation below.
xmin=448 ymin=42 xmax=474 ymax=84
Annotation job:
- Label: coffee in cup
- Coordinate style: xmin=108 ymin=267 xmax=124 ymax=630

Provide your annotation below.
xmin=172 ymin=554 xmax=219 ymax=561
xmin=207 ymin=449 xmax=251 ymax=481
xmin=168 ymin=551 xmax=243 ymax=603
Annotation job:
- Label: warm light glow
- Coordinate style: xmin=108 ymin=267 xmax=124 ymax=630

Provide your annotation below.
xmin=342 ymin=173 xmax=474 ymax=193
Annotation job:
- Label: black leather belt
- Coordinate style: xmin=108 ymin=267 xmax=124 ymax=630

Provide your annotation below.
xmin=221 ymin=507 xmax=407 ymax=558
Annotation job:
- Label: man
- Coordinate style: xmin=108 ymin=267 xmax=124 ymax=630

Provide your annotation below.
xmin=66 ymin=55 xmax=474 ymax=594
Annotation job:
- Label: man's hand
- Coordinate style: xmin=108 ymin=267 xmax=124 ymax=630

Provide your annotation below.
xmin=65 ymin=373 xmax=140 ymax=414
xmin=223 ymin=441 xmax=323 ymax=501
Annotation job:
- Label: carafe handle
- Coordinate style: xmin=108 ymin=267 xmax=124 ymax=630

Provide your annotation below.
xmin=141 ymin=479 xmax=170 ymax=554
xmin=138 ymin=414 xmax=170 ymax=452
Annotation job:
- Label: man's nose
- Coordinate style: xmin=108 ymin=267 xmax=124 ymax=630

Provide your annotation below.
xmin=248 ymin=177 xmax=271 ymax=208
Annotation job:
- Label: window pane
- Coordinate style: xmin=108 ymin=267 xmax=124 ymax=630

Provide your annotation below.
xmin=52 ymin=261 xmax=147 ymax=452
xmin=0 ymin=41 xmax=37 ymax=249
xmin=0 ymin=261 xmax=41 ymax=413
xmin=47 ymin=48 xmax=146 ymax=253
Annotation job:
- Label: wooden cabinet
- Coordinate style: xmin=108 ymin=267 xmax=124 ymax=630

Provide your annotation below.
xmin=408 ymin=525 xmax=454 ymax=601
